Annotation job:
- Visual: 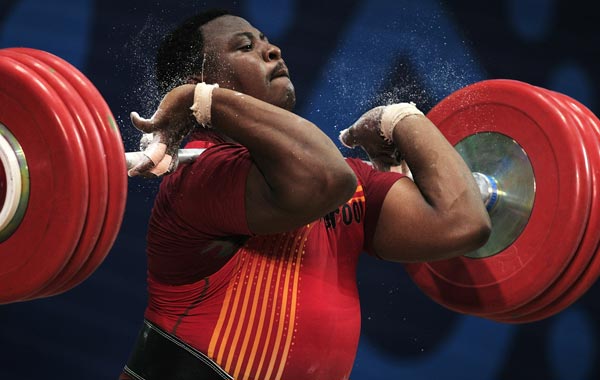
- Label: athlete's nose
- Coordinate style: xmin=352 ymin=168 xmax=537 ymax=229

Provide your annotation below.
xmin=264 ymin=43 xmax=282 ymax=61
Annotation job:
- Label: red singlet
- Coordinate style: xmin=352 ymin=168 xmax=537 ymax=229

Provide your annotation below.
xmin=144 ymin=134 xmax=402 ymax=380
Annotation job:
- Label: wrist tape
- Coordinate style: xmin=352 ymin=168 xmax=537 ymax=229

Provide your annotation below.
xmin=380 ymin=102 xmax=424 ymax=142
xmin=190 ymin=82 xmax=219 ymax=126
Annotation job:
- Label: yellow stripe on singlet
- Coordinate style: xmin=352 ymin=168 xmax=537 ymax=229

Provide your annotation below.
xmin=241 ymin=253 xmax=276 ymax=380
xmin=253 ymin=234 xmax=296 ymax=379
xmin=234 ymin=253 xmax=269 ymax=379
xmin=209 ymin=233 xmax=300 ymax=379
xmin=224 ymin=252 xmax=260 ymax=373
xmin=263 ymin=230 xmax=306 ymax=380
xmin=215 ymin=255 xmax=250 ymax=363
xmin=208 ymin=256 xmax=244 ymax=359
xmin=275 ymin=227 xmax=311 ymax=380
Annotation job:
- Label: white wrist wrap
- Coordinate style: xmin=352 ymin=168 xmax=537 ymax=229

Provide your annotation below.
xmin=380 ymin=102 xmax=424 ymax=142
xmin=190 ymin=82 xmax=219 ymax=127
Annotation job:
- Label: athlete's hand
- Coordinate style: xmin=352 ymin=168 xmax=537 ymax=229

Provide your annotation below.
xmin=339 ymin=106 xmax=402 ymax=171
xmin=128 ymin=84 xmax=197 ymax=177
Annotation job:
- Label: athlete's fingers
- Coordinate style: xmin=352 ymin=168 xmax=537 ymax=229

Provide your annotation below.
xmin=339 ymin=126 xmax=357 ymax=148
xmin=127 ymin=142 xmax=167 ymax=177
xmin=130 ymin=111 xmax=157 ymax=134
xmin=149 ymin=154 xmax=173 ymax=176
xmin=128 ymin=156 xmax=156 ymax=177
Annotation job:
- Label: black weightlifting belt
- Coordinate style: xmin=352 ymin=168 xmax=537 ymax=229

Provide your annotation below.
xmin=123 ymin=320 xmax=233 ymax=380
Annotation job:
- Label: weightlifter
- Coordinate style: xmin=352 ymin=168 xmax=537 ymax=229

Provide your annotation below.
xmin=120 ymin=9 xmax=491 ymax=380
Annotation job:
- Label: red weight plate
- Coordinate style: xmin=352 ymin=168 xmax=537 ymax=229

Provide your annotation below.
xmin=14 ymin=48 xmax=128 ymax=294
xmin=404 ymin=79 xmax=591 ymax=316
xmin=490 ymin=87 xmax=599 ymax=322
xmin=0 ymin=50 xmax=109 ymax=299
xmin=0 ymin=55 xmax=88 ymax=303
xmin=504 ymin=92 xmax=600 ymax=322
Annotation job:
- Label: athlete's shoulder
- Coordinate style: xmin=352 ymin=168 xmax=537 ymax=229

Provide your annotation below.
xmin=344 ymin=157 xmax=374 ymax=176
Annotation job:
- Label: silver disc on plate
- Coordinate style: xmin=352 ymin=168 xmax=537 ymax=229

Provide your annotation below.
xmin=455 ymin=132 xmax=536 ymax=259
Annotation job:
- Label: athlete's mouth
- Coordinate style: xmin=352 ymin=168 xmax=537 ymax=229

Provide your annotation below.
xmin=270 ymin=62 xmax=290 ymax=80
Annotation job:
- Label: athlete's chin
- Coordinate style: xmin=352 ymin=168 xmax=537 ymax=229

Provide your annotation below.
xmin=281 ymin=88 xmax=296 ymax=111
xmin=272 ymin=83 xmax=296 ymax=111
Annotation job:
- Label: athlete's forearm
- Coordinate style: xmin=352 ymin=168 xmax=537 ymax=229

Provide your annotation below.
xmin=392 ymin=114 xmax=491 ymax=243
xmin=210 ymin=87 xmax=357 ymax=214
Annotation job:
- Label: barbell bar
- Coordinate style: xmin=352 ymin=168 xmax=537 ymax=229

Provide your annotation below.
xmin=128 ymin=149 xmax=501 ymax=211
xmin=1 ymin=48 xmax=599 ymax=324
xmin=125 ymin=149 xmax=206 ymax=170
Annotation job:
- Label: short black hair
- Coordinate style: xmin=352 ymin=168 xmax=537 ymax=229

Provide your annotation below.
xmin=155 ymin=9 xmax=229 ymax=95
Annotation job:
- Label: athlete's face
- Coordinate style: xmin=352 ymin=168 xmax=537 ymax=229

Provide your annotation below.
xmin=199 ymin=15 xmax=296 ymax=111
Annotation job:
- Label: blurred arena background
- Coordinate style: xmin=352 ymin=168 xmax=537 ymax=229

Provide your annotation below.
xmin=0 ymin=0 xmax=598 ymax=378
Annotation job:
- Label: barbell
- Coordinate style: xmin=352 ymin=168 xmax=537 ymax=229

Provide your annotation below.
xmin=0 ymin=48 xmax=598 ymax=324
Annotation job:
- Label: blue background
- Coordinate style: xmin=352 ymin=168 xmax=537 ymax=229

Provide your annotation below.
xmin=1 ymin=0 xmax=599 ymax=379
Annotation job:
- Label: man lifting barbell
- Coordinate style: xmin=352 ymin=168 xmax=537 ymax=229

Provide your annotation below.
xmin=2 ymin=6 xmax=598 ymax=380
xmin=118 ymin=9 xmax=490 ymax=380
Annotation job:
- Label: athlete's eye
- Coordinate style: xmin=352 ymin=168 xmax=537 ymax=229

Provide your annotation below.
xmin=239 ymin=43 xmax=253 ymax=51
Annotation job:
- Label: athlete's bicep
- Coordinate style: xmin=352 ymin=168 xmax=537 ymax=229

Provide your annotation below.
xmin=371 ymin=178 xmax=451 ymax=262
